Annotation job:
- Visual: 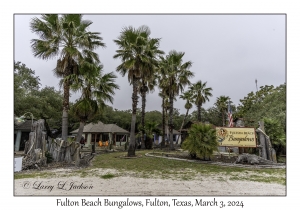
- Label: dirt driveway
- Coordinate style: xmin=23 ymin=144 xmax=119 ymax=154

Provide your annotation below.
xmin=14 ymin=168 xmax=285 ymax=196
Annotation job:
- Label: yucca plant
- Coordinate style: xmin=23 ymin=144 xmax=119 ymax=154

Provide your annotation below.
xmin=182 ymin=123 xmax=218 ymax=160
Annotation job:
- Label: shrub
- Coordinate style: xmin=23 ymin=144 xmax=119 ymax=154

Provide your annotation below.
xmin=182 ymin=123 xmax=218 ymax=160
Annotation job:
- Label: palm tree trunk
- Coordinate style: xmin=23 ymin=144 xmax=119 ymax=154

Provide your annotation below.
xmin=140 ymin=86 xmax=146 ymax=149
xmin=222 ymin=111 xmax=225 ymax=127
xmin=169 ymin=94 xmax=174 ymax=150
xmin=161 ymin=96 xmax=165 ymax=148
xmin=62 ymin=70 xmax=70 ymax=141
xmin=197 ymin=104 xmax=201 ymax=122
xmin=128 ymin=76 xmax=139 ymax=157
xmin=76 ymin=120 xmax=85 ymax=143
xmin=176 ymin=108 xmax=189 ymax=144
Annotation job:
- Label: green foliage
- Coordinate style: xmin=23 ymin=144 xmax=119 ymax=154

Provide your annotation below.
xmin=235 ymin=83 xmax=286 ymax=155
xmin=14 ymin=61 xmax=63 ymax=130
xmin=264 ymin=118 xmax=286 ymax=155
xmin=237 ymin=84 xmax=286 ymax=128
xmin=182 ymin=123 xmax=218 ymax=160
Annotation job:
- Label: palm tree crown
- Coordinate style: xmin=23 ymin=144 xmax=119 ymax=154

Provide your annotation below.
xmin=215 ymin=95 xmax=231 ymax=126
xmin=189 ymin=81 xmax=213 ymax=122
xmin=69 ymin=62 xmax=119 ymax=142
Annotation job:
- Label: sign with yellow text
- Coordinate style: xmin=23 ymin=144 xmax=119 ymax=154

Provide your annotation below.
xmin=216 ymin=127 xmax=257 ymax=147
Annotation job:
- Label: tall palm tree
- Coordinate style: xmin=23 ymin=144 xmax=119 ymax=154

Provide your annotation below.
xmin=176 ymin=89 xmax=194 ymax=144
xmin=189 ymin=81 xmax=213 ymax=122
xmin=215 ymin=95 xmax=231 ymax=126
xmin=113 ymin=25 xmax=155 ymax=156
xmin=159 ymin=50 xmax=194 ymax=150
xmin=138 ymin=38 xmax=164 ymax=149
xmin=69 ymin=62 xmax=119 ymax=143
xmin=30 ymin=14 xmax=105 ymax=141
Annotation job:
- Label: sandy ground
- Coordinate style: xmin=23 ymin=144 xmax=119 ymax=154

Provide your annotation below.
xmin=14 ymin=168 xmax=286 ymax=196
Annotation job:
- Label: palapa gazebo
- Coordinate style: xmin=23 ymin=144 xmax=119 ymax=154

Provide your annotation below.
xmin=71 ymin=121 xmax=129 ymax=147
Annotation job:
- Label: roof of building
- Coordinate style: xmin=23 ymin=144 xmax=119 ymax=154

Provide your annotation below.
xmin=71 ymin=121 xmax=129 ymax=134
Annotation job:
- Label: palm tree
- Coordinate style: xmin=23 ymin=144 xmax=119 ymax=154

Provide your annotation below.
xmin=69 ymin=62 xmax=119 ymax=143
xmin=113 ymin=25 xmax=156 ymax=156
xmin=138 ymin=38 xmax=164 ymax=149
xmin=215 ymin=95 xmax=231 ymax=126
xmin=189 ymin=81 xmax=213 ymax=122
xmin=176 ymin=89 xmax=194 ymax=144
xmin=158 ymin=50 xmax=194 ymax=150
xmin=30 ymin=14 xmax=105 ymax=141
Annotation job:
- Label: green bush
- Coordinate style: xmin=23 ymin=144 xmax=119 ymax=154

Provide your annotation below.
xmin=263 ymin=118 xmax=286 ymax=155
xmin=182 ymin=123 xmax=218 ymax=160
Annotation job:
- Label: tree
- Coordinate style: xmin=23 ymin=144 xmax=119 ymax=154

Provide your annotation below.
xmin=182 ymin=123 xmax=218 ymax=160
xmin=69 ymin=62 xmax=119 ymax=143
xmin=14 ymin=61 xmax=40 ymax=115
xmin=14 ymin=61 xmax=64 ymax=138
xmin=158 ymin=91 xmax=168 ymax=148
xmin=158 ymin=50 xmax=194 ymax=150
xmin=30 ymin=14 xmax=105 ymax=141
xmin=176 ymin=89 xmax=194 ymax=143
xmin=113 ymin=25 xmax=156 ymax=156
xmin=215 ymin=95 xmax=231 ymax=126
xmin=263 ymin=118 xmax=286 ymax=156
xmin=189 ymin=80 xmax=213 ymax=122
xmin=138 ymin=38 xmax=164 ymax=149
xmin=235 ymin=83 xmax=286 ymax=155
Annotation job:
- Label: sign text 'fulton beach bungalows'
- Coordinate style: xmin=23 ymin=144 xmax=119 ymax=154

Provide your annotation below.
xmin=216 ymin=127 xmax=257 ymax=147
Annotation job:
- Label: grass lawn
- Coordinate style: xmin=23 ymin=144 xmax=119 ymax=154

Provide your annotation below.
xmin=14 ymin=150 xmax=286 ymax=185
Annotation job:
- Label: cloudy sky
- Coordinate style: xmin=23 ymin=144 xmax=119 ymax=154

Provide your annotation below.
xmin=14 ymin=14 xmax=285 ymax=114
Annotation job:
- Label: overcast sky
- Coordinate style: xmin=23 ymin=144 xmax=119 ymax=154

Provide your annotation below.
xmin=14 ymin=14 xmax=285 ymax=114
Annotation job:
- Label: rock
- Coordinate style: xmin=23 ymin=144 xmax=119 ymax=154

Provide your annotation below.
xmin=234 ymin=153 xmax=278 ymax=165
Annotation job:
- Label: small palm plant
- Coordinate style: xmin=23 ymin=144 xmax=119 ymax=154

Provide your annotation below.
xmin=182 ymin=123 xmax=218 ymax=160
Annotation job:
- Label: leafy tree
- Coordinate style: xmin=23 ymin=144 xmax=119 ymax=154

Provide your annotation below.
xmin=263 ymin=118 xmax=286 ymax=156
xmin=158 ymin=50 xmax=194 ymax=150
xmin=30 ymin=14 xmax=105 ymax=140
xmin=182 ymin=123 xmax=218 ymax=160
xmin=237 ymin=84 xmax=286 ymax=129
xmin=235 ymin=83 xmax=286 ymax=155
xmin=14 ymin=61 xmax=63 ymax=137
xmin=189 ymin=80 xmax=213 ymax=122
xmin=14 ymin=61 xmax=41 ymax=115
xmin=113 ymin=25 xmax=155 ymax=156
xmin=144 ymin=110 xmax=162 ymax=127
